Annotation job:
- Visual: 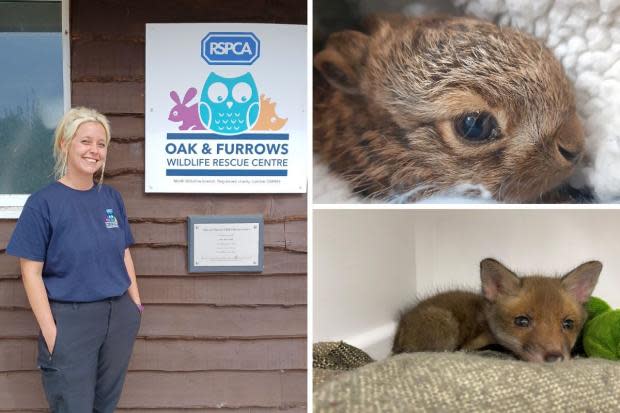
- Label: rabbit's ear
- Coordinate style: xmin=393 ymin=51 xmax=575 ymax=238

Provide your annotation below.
xmin=170 ymin=91 xmax=181 ymax=104
xmin=314 ymin=30 xmax=368 ymax=95
xmin=183 ymin=88 xmax=197 ymax=104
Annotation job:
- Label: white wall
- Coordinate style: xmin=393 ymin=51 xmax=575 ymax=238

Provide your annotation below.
xmin=412 ymin=210 xmax=620 ymax=307
xmin=313 ymin=210 xmax=416 ymax=358
xmin=313 ymin=209 xmax=620 ymax=360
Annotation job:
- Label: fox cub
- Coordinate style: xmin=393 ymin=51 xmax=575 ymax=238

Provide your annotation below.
xmin=393 ymin=258 xmax=602 ymax=362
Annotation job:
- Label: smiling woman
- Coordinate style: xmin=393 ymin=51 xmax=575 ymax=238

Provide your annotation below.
xmin=6 ymin=107 xmax=143 ymax=412
xmin=53 ymin=108 xmax=111 ymax=188
xmin=62 ymin=122 xmax=108 ymax=178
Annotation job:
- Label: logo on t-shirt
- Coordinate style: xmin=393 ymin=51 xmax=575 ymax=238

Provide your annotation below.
xmin=105 ymin=209 xmax=119 ymax=229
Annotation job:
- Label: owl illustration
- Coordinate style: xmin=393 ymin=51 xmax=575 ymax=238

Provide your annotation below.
xmin=199 ymin=72 xmax=260 ymax=135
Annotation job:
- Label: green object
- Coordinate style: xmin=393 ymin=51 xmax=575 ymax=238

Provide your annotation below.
xmin=582 ymin=296 xmax=620 ymax=360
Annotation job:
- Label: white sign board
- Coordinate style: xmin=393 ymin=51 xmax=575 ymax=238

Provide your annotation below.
xmin=145 ymin=23 xmax=307 ymax=193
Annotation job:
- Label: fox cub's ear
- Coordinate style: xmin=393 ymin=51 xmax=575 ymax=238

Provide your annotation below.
xmin=561 ymin=261 xmax=602 ymax=303
xmin=314 ymin=30 xmax=369 ymax=94
xmin=480 ymin=258 xmax=521 ymax=302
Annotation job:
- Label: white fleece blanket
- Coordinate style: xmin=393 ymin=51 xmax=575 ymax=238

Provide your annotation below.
xmin=314 ymin=0 xmax=620 ymax=203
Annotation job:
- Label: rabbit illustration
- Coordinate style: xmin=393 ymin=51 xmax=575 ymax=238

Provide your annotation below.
xmin=169 ymin=88 xmax=205 ymax=130
xmin=314 ymin=15 xmax=584 ymax=203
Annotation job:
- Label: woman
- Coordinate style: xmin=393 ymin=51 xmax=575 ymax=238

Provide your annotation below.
xmin=7 ymin=107 xmax=142 ymax=412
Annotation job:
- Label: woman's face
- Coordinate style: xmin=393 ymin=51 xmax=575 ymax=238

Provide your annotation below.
xmin=66 ymin=121 xmax=108 ymax=177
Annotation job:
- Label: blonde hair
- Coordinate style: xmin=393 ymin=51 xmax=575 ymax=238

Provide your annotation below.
xmin=53 ymin=107 xmax=111 ymax=183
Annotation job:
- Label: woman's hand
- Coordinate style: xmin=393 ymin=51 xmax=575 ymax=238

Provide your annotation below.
xmin=42 ymin=324 xmax=57 ymax=354
xmin=124 ymin=249 xmax=142 ymax=308
xmin=20 ymin=259 xmax=57 ymax=354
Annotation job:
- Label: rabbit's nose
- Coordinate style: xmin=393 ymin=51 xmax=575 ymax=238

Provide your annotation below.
xmin=226 ymin=101 xmax=233 ymax=109
xmin=558 ymin=144 xmax=581 ymax=163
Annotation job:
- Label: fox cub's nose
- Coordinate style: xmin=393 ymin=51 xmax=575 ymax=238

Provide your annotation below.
xmin=544 ymin=352 xmax=564 ymax=362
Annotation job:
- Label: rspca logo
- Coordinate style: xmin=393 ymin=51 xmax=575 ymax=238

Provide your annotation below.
xmin=201 ymin=32 xmax=260 ymax=65
xmin=104 ymin=208 xmax=119 ymax=229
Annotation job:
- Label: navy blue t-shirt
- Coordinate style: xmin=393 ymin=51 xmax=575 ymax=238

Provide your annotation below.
xmin=7 ymin=182 xmax=134 ymax=302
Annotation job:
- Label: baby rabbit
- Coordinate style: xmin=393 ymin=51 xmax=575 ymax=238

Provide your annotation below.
xmin=314 ymin=16 xmax=584 ymax=202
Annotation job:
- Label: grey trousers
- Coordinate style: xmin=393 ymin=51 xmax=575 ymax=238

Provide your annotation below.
xmin=37 ymin=292 xmax=141 ymax=413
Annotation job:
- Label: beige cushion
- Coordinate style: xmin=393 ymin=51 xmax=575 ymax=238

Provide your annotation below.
xmin=314 ymin=351 xmax=620 ymax=412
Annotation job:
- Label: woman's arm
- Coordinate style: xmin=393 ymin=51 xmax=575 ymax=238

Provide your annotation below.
xmin=124 ymin=248 xmax=142 ymax=308
xmin=20 ymin=258 xmax=56 ymax=352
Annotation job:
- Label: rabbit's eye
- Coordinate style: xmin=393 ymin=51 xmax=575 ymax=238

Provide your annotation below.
xmin=454 ymin=112 xmax=500 ymax=142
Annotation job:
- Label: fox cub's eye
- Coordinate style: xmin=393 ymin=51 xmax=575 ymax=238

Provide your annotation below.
xmin=454 ymin=112 xmax=500 ymax=142
xmin=562 ymin=319 xmax=574 ymax=330
xmin=514 ymin=316 xmax=530 ymax=327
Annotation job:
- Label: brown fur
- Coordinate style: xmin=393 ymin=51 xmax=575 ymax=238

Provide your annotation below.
xmin=392 ymin=258 xmax=602 ymax=362
xmin=314 ymin=16 xmax=584 ymax=202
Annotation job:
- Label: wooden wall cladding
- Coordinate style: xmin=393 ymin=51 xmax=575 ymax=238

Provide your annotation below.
xmin=0 ymin=337 xmax=306 ymax=371
xmin=1 ymin=371 xmax=306 ymax=410
xmin=71 ymin=0 xmax=306 ymax=38
xmin=0 ymin=0 xmax=308 ymax=410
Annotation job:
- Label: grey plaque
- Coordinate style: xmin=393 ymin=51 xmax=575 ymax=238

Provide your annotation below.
xmin=188 ymin=215 xmax=264 ymax=273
